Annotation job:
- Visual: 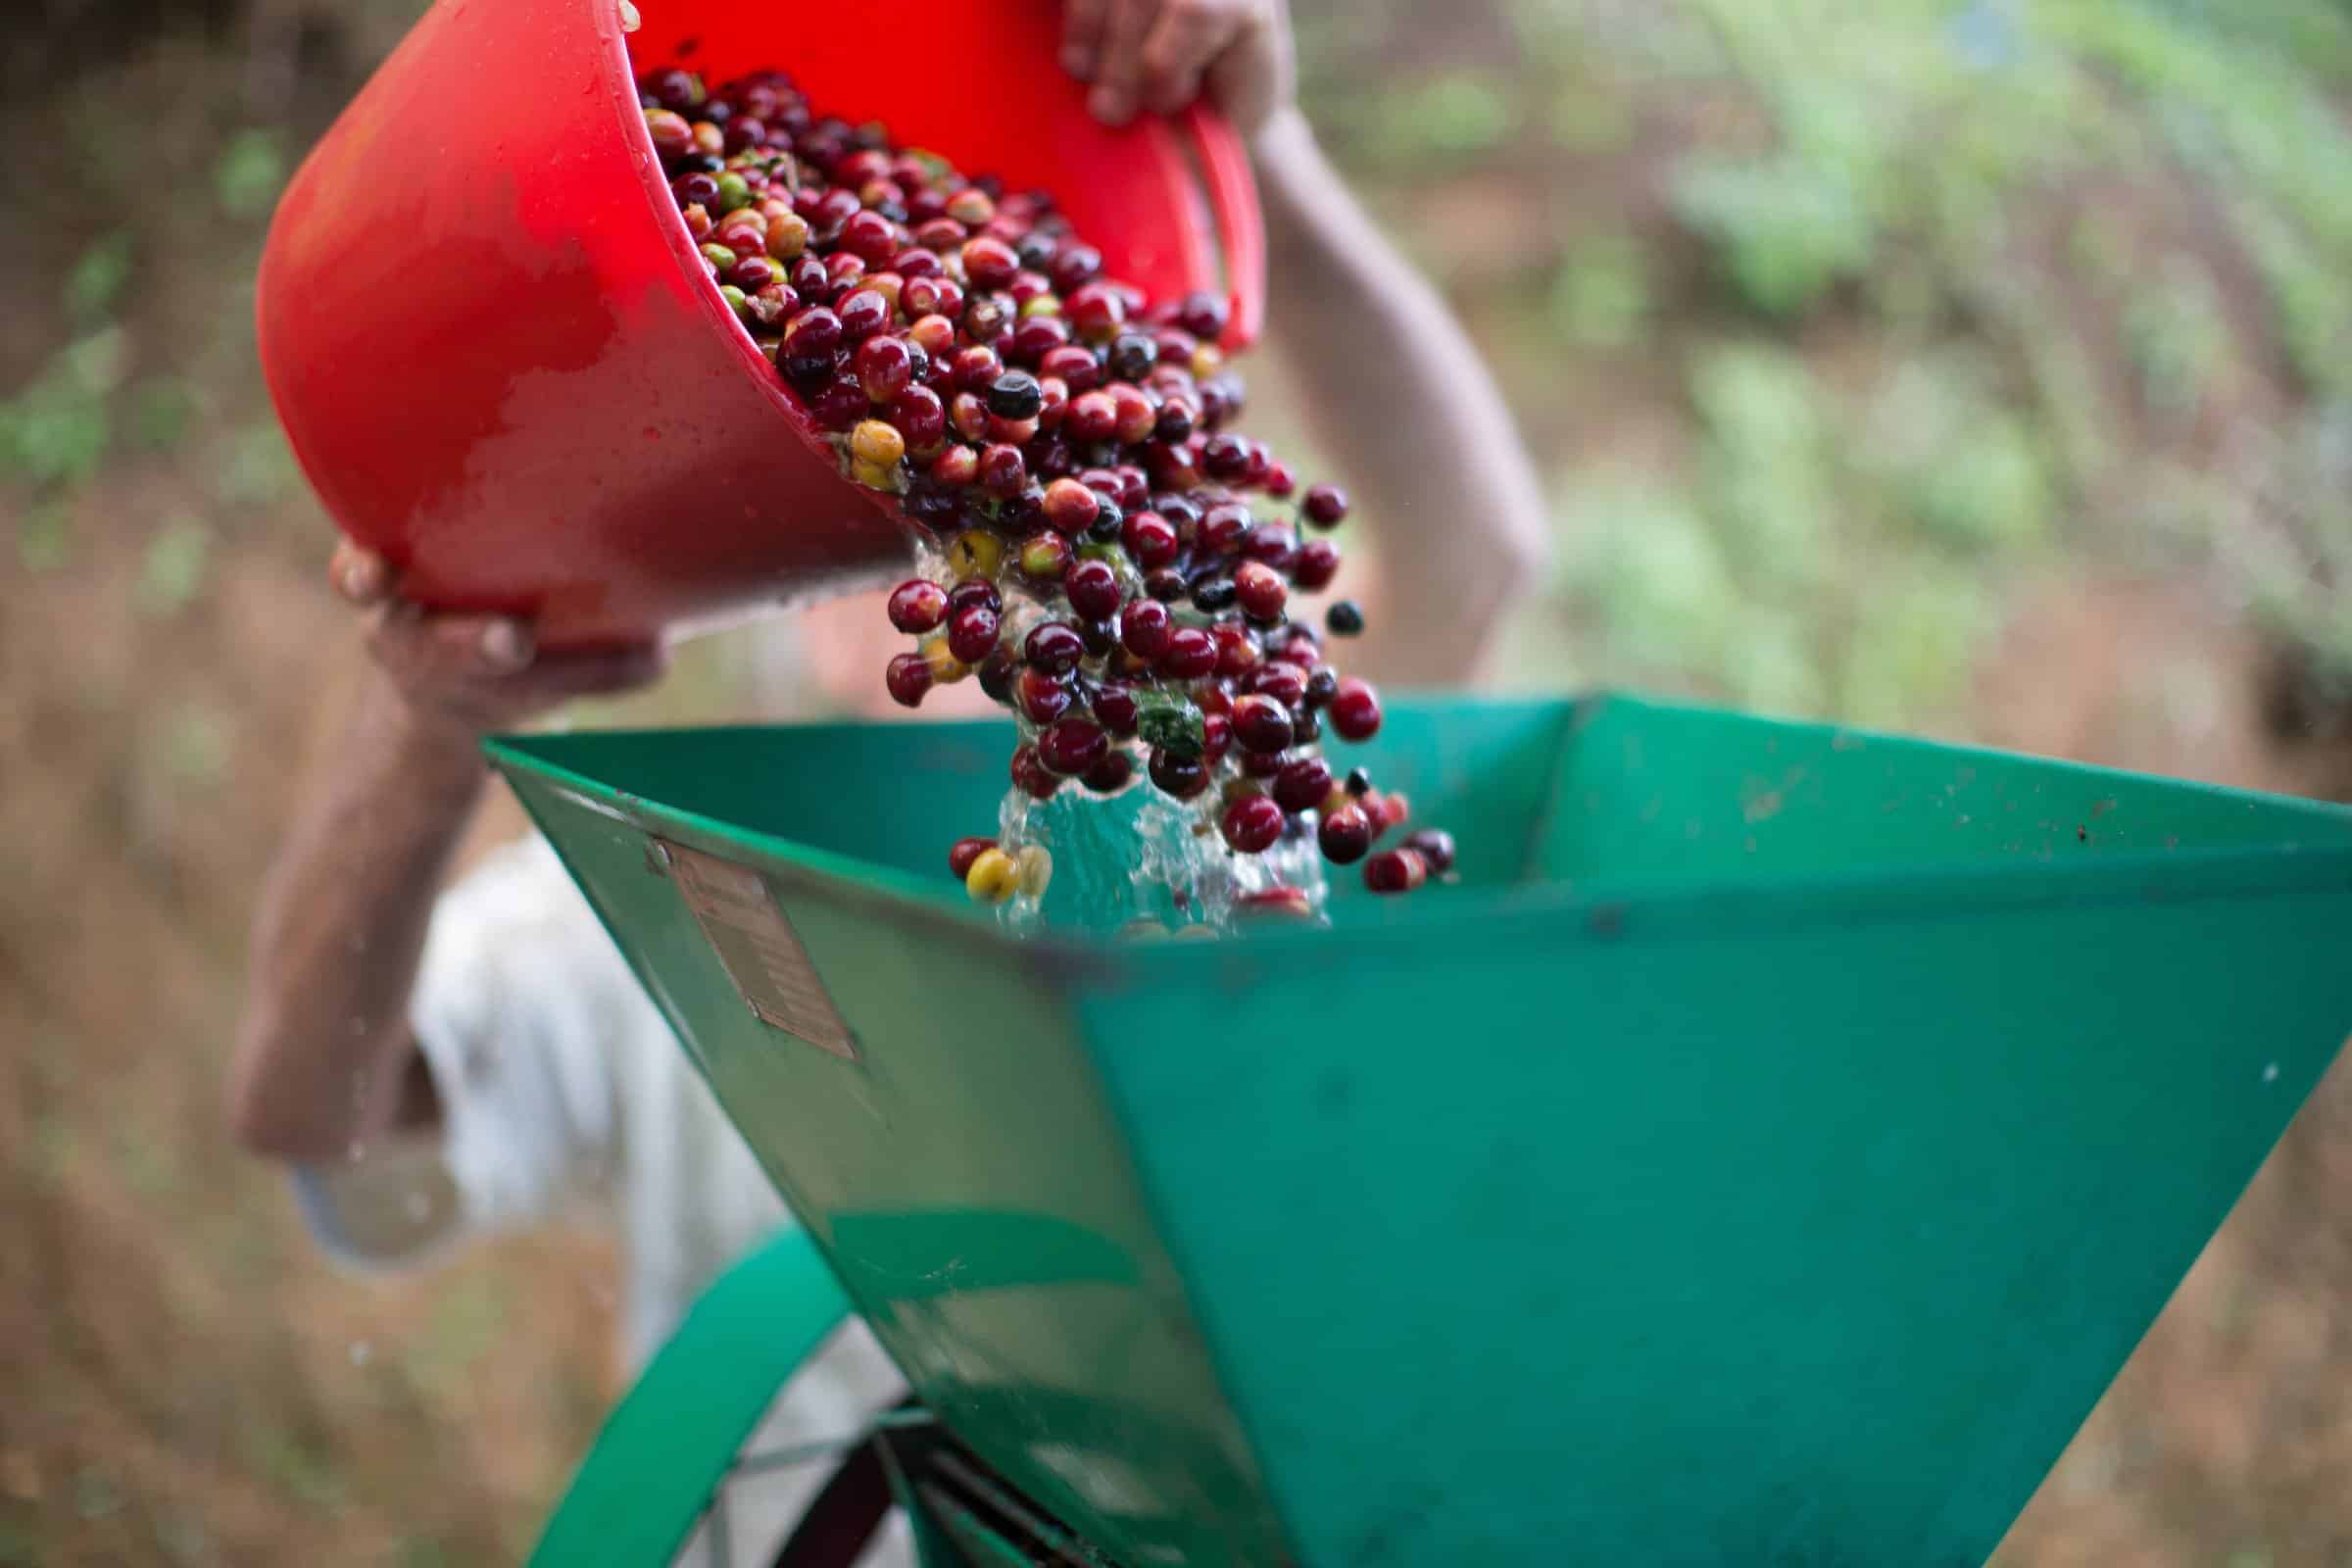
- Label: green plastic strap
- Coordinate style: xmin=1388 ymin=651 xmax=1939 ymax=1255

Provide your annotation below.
xmin=529 ymin=1226 xmax=853 ymax=1567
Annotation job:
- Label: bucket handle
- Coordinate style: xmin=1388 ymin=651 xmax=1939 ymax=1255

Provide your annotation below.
xmin=1180 ymin=101 xmax=1266 ymax=353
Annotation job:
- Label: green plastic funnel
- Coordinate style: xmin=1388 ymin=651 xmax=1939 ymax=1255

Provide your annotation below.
xmin=486 ymin=693 xmax=2352 ymax=1567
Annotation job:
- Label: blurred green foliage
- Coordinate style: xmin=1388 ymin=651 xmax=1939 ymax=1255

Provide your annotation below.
xmin=1392 ymin=71 xmax=1520 ymax=159
xmin=1547 ymin=230 xmax=1648 ymax=347
xmin=1300 ymin=0 xmax=2352 ymax=718
xmin=4 ymin=107 xmax=294 ymax=578
xmin=241 ymin=1424 xmax=348 ymax=1515
xmin=137 ymin=513 xmax=214 ymax=614
xmin=213 ymin=128 xmax=288 ymax=220
xmin=65 ymin=232 xmax=135 ymax=322
xmin=4 ymin=327 xmax=127 ymax=570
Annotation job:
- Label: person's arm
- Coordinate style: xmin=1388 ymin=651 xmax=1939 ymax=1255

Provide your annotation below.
xmin=225 ymin=545 xmax=663 ymax=1162
xmin=1062 ymin=0 xmax=1551 ymax=684
xmin=1250 ymin=112 xmax=1552 ymax=684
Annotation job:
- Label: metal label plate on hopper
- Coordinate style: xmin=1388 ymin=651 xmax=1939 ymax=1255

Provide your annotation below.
xmin=661 ymin=840 xmax=859 ymax=1060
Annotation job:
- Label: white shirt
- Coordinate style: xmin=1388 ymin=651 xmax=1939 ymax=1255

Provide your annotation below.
xmin=291 ymin=834 xmax=913 ymax=1566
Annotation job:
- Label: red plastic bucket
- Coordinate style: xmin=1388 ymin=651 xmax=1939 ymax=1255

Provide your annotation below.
xmin=257 ymin=0 xmax=1264 ymax=646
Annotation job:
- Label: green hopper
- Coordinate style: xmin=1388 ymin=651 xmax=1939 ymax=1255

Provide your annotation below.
xmin=488 ymin=693 xmax=2352 ymax=1567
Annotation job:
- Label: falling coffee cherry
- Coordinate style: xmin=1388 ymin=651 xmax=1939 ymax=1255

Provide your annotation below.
xmin=948 ymin=837 xmax=997 ymax=880
xmin=887 ymin=579 xmax=948 ymax=634
xmin=646 ymin=64 xmax=1457 ymax=900
xmin=1220 ymin=795 xmax=1286 ymax=854
xmin=1318 ymin=804 xmax=1374 ymax=865
xmin=1362 ymin=848 xmax=1428 ymax=894
xmin=1399 ymin=830 xmax=1456 ymax=876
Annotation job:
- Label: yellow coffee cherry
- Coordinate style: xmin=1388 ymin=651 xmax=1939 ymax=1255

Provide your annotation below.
xmin=1016 ymin=845 xmax=1053 ymax=898
xmin=850 ymin=458 xmax=897 ymax=491
xmin=963 ymin=848 xmax=1019 ymax=905
xmin=1190 ymin=342 xmax=1224 ymax=380
xmin=765 ymin=211 xmax=809 ymax=261
xmin=945 ymin=528 xmax=1003 ymax=581
xmin=851 ymin=419 xmax=906 ymax=468
xmin=920 ymin=636 xmax=970 ymax=685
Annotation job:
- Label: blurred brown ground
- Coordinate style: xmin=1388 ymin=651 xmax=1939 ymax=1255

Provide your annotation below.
xmin=3 ymin=3 xmax=2349 ymax=1564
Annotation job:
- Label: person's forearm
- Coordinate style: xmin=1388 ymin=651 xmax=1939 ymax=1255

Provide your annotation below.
xmin=226 ymin=669 xmax=482 ymax=1160
xmin=1250 ymin=111 xmax=1550 ymax=685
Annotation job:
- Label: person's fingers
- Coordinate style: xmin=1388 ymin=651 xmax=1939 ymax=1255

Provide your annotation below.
xmin=1138 ymin=0 xmax=1232 ymax=115
xmin=369 ymin=610 xmax=538 ymax=687
xmin=1062 ymin=0 xmax=1113 ymax=80
xmin=477 ymin=617 xmax=533 ymax=672
xmin=1088 ymin=0 xmax=1162 ymax=124
xmin=1200 ymin=0 xmax=1287 ymax=134
xmin=369 ymin=614 xmax=662 ymax=725
xmin=510 ymin=643 xmax=670 ymax=701
xmin=328 ymin=540 xmax=394 ymax=607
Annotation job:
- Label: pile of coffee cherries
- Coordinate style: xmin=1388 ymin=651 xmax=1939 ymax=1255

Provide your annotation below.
xmin=640 ymin=65 xmax=1456 ymax=904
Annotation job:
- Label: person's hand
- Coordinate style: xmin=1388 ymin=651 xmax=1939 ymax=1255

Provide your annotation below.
xmin=330 ymin=540 xmax=667 ymax=741
xmin=1060 ymin=0 xmax=1295 ymax=138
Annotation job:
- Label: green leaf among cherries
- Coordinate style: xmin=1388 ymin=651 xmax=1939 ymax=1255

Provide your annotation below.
xmin=1134 ymin=687 xmax=1206 ymax=759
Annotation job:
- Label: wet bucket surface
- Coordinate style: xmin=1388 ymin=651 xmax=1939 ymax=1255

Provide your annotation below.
xmin=257 ymin=0 xmax=1263 ymax=645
